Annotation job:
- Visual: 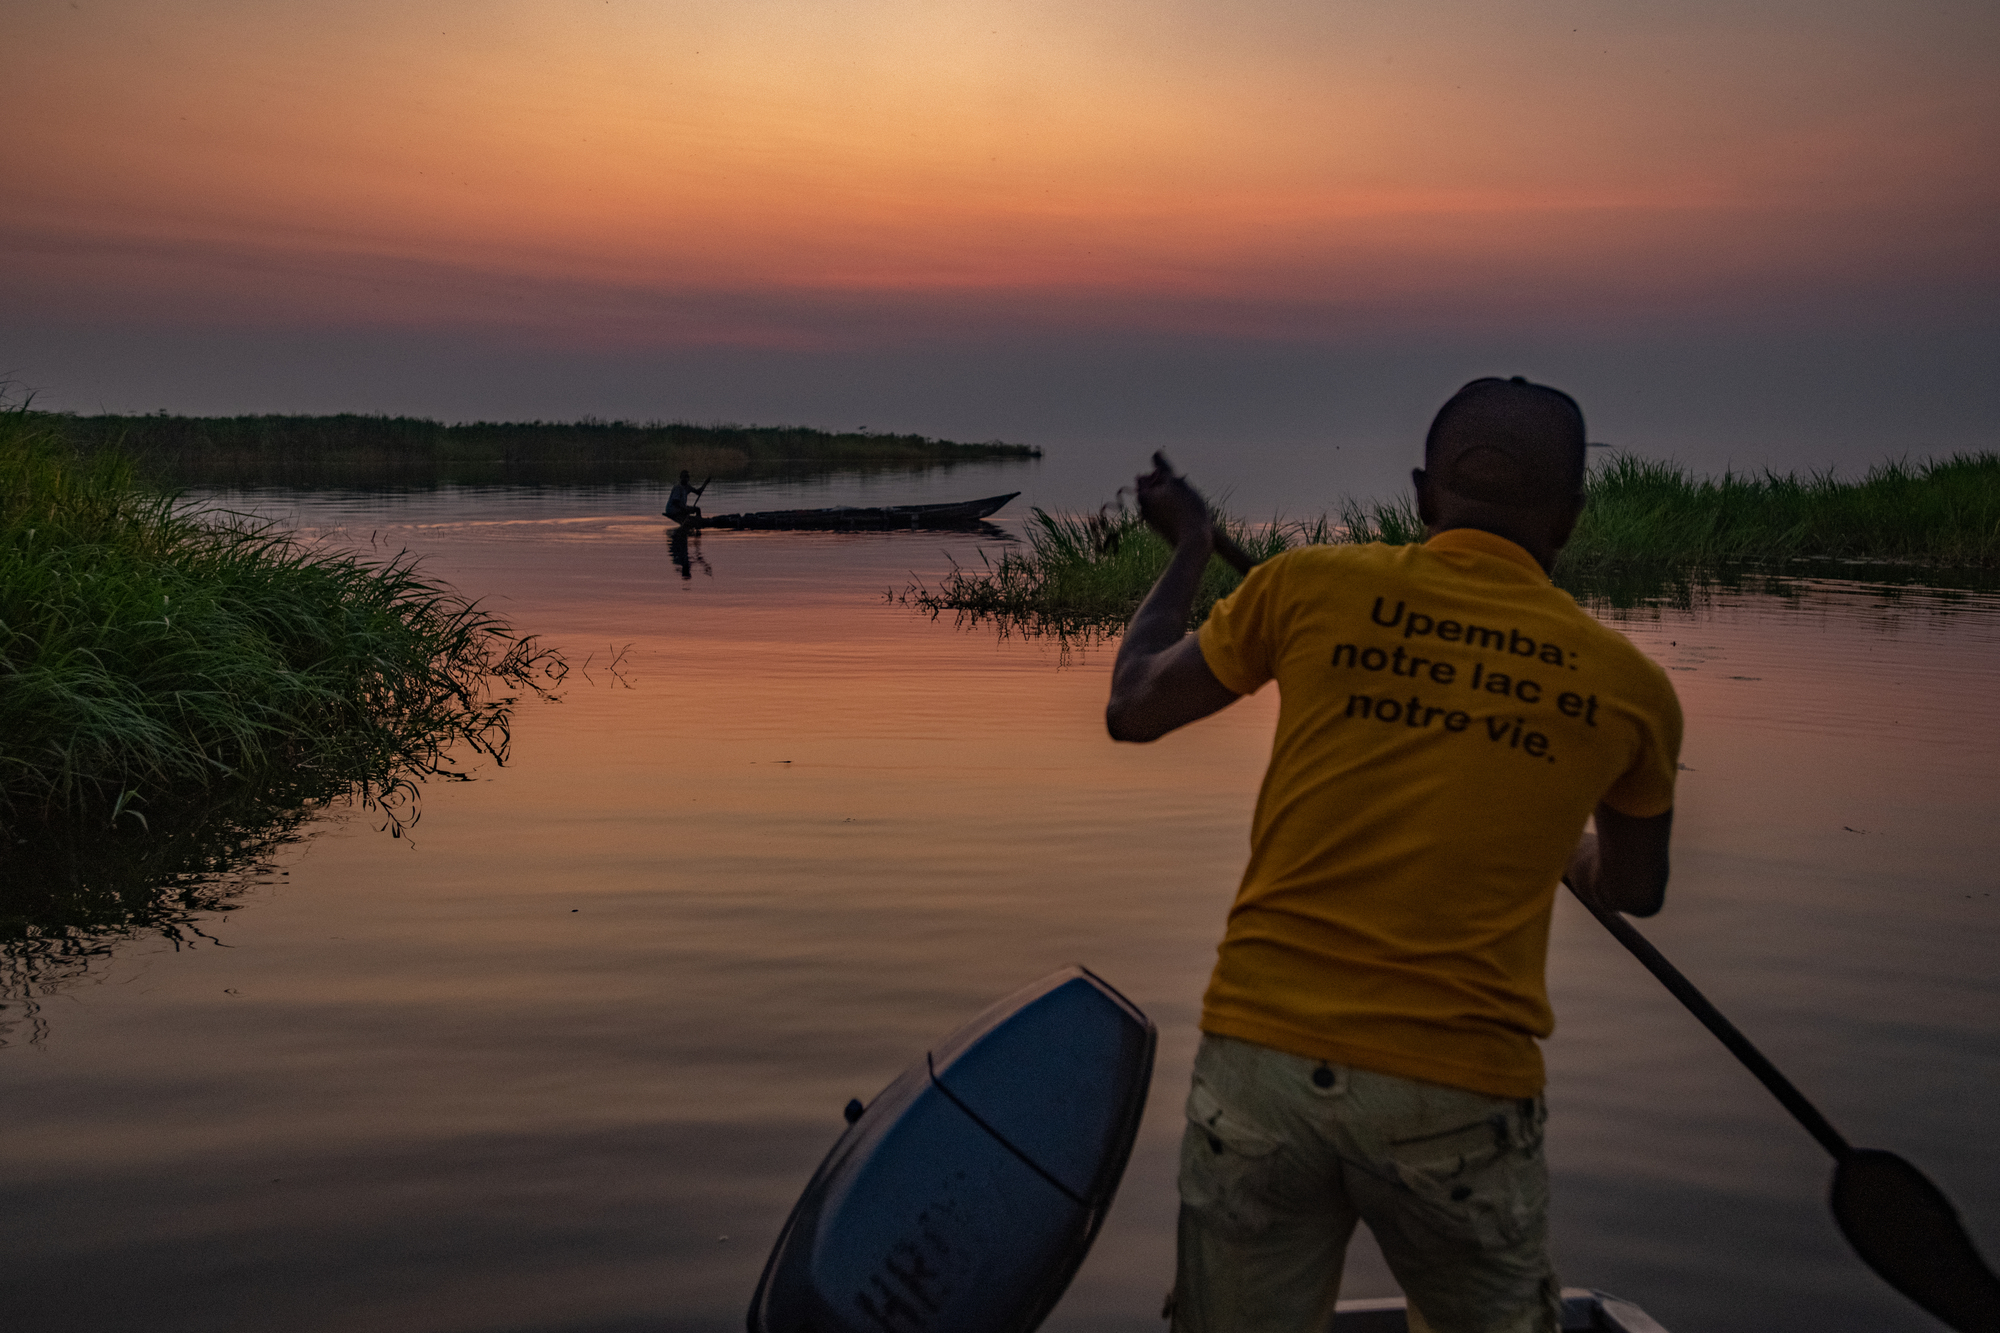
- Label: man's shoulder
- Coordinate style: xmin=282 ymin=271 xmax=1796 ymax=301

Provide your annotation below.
xmin=1260 ymin=541 xmax=1404 ymax=579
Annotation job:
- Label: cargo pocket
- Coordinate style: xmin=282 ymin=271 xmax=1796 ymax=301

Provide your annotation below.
xmin=1385 ymin=1110 xmax=1545 ymax=1251
xmin=1178 ymin=1080 xmax=1286 ymax=1240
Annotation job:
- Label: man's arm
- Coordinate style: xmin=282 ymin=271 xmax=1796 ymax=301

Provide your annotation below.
xmin=1105 ymin=456 xmax=1242 ymax=742
xmin=1564 ymin=804 xmax=1673 ymax=917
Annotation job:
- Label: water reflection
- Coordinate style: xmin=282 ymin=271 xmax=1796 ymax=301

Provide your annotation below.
xmin=893 ymin=589 xmax=1117 ymax=667
xmin=669 ymin=527 xmax=713 ymax=581
xmin=1560 ymin=558 xmax=2000 ymax=611
xmin=1 ymin=627 xmax=562 ymax=1046
xmin=1 ymin=783 xmax=332 ymax=1046
xmin=3 ymin=506 xmax=1995 ymax=1333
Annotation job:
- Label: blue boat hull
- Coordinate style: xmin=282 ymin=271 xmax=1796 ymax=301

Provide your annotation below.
xmin=749 ymin=966 xmax=1156 ymax=1333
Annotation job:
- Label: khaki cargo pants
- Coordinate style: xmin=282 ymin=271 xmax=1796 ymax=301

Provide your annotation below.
xmin=1171 ymin=1034 xmax=1562 ymax=1333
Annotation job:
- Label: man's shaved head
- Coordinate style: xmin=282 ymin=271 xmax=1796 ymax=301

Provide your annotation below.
xmin=1424 ymin=377 xmax=1586 ymax=511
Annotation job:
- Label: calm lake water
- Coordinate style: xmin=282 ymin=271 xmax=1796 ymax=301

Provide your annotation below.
xmin=5 ymin=467 xmax=1997 ymax=1333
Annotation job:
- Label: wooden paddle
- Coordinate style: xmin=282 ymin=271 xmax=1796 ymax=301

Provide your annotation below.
xmin=1569 ymin=891 xmax=2000 ymax=1332
xmin=1143 ymin=464 xmax=2000 ymax=1331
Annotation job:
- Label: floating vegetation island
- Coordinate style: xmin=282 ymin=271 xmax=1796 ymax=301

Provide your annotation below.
xmin=908 ymin=452 xmax=2000 ymax=634
xmin=28 ymin=411 xmax=1041 ymax=487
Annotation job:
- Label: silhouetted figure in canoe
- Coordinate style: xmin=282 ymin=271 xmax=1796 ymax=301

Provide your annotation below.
xmin=664 ymin=471 xmax=709 ymax=524
xmin=668 ymin=525 xmax=711 ymax=581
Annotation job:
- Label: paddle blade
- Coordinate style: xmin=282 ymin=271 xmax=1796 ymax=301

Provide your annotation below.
xmin=1831 ymin=1149 xmax=2000 ymax=1333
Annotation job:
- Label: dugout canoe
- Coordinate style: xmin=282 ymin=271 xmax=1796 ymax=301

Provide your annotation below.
xmin=667 ymin=491 xmax=1018 ymax=530
xmin=1330 ymin=1290 xmax=1670 ymax=1331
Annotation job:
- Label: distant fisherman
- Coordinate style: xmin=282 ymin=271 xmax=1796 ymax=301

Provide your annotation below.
xmin=664 ymin=470 xmax=709 ymax=524
xmin=1107 ymin=378 xmax=1684 ymax=1332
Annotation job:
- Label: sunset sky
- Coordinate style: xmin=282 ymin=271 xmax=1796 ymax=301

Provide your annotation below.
xmin=7 ymin=0 xmax=1997 ymax=494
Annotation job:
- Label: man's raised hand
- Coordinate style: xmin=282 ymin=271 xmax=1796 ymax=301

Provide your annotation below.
xmin=1134 ymin=451 xmax=1215 ymax=553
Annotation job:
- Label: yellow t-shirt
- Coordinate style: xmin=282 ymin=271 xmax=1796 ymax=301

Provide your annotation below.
xmin=1196 ymin=528 xmax=1682 ymax=1098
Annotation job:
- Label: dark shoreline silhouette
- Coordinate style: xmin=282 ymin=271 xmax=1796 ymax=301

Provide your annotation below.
xmin=31 ymin=412 xmax=1042 ymax=490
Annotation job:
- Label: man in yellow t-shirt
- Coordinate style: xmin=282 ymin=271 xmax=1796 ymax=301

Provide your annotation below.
xmin=1106 ymin=378 xmax=1682 ymax=1333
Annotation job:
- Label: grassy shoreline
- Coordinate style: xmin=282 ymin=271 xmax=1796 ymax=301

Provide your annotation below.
xmin=1567 ymin=453 xmax=2000 ymax=568
xmin=1 ymin=410 xmax=565 ymax=844
xmin=908 ymin=452 xmax=2000 ymax=632
xmin=30 ymin=411 xmax=1041 ymax=487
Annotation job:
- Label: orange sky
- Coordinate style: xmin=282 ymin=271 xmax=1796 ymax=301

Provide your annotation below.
xmin=9 ymin=0 xmax=1997 ymax=348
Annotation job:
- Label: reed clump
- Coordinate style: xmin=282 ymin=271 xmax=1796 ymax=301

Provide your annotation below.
xmin=1560 ymin=452 xmax=2000 ymax=569
xmin=909 ymin=453 xmax=1999 ymax=631
xmin=0 ymin=410 xmax=564 ymax=839
xmin=904 ymin=495 xmax=1422 ymax=634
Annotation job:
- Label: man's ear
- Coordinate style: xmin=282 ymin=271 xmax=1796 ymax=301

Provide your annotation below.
xmin=1412 ymin=468 xmax=1436 ymax=527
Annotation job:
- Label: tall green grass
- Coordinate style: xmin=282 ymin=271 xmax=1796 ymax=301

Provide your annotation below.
xmin=908 ymin=453 xmax=2000 ymax=633
xmin=0 ymin=410 xmax=564 ymax=839
xmin=1561 ymin=452 xmax=2000 ymax=569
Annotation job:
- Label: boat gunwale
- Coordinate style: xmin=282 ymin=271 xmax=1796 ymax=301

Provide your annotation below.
xmin=1330 ymin=1289 xmax=1668 ymax=1332
xmin=668 ymin=491 xmax=1019 ymax=530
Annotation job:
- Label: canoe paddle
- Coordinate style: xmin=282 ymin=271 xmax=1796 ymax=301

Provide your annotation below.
xmin=1140 ymin=461 xmax=2000 ymax=1331
xmin=1570 ymin=892 xmax=2000 ymax=1331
